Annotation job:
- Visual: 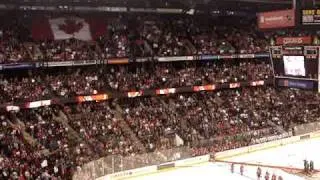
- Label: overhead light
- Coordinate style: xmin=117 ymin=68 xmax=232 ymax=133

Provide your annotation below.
xmin=186 ymin=9 xmax=195 ymax=15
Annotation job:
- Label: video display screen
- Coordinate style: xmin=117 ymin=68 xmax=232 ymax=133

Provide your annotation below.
xmin=283 ymin=56 xmax=306 ymax=76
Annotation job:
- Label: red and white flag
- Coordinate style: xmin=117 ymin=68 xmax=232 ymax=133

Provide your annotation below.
xmin=32 ymin=17 xmax=106 ymax=41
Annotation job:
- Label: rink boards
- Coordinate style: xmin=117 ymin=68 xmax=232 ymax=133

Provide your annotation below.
xmin=98 ymin=131 xmax=320 ymax=180
xmin=215 ymin=133 xmax=317 ymax=160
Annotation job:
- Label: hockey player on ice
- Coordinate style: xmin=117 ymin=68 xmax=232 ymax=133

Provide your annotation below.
xmin=264 ymin=171 xmax=270 ymax=180
xmin=310 ymin=160 xmax=314 ymax=172
xmin=231 ymin=163 xmax=234 ymax=173
xmin=257 ymin=167 xmax=262 ymax=179
xmin=240 ymin=164 xmax=244 ymax=176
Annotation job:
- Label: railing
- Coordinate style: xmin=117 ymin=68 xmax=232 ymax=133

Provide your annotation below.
xmin=0 ymin=52 xmax=270 ymax=70
xmin=72 ymin=146 xmax=194 ymax=180
xmin=294 ymin=121 xmax=320 ymax=135
xmin=72 ymin=128 xmax=282 ymax=180
xmin=72 ymin=121 xmax=320 ymax=180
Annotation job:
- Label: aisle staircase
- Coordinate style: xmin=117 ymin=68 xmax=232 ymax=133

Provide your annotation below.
xmin=184 ymin=39 xmax=196 ymax=55
xmin=166 ymin=99 xmax=188 ymax=133
xmin=54 ymin=111 xmax=84 ymax=144
xmin=23 ymin=42 xmax=43 ymax=61
xmin=143 ymin=40 xmax=154 ymax=56
xmin=267 ymin=120 xmax=287 ymax=134
xmin=48 ymin=110 xmax=101 ymax=157
xmin=167 ymin=98 xmax=203 ymax=146
xmin=8 ymin=113 xmax=50 ymax=155
xmin=91 ymin=41 xmax=103 ymax=60
xmin=114 ymin=104 xmax=147 ymax=153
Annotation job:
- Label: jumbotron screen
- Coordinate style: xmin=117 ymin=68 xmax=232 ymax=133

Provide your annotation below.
xmin=271 ymin=46 xmax=319 ymax=79
xmin=283 ymin=56 xmax=306 ymax=76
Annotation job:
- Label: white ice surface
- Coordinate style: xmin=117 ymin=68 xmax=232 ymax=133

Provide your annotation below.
xmin=104 ymin=138 xmax=320 ymax=180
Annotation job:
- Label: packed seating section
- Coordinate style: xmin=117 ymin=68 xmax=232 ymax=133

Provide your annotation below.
xmin=0 ymin=15 xmax=276 ymax=63
xmin=1 ymin=13 xmax=320 ymax=180
xmin=1 ymin=87 xmax=320 ymax=179
xmin=0 ymin=59 xmax=272 ymax=102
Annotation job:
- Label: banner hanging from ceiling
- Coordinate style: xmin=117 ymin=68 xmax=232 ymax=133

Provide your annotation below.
xmin=258 ymin=9 xmax=295 ymax=29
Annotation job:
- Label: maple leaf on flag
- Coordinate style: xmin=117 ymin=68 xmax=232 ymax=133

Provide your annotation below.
xmin=58 ymin=19 xmax=84 ymax=34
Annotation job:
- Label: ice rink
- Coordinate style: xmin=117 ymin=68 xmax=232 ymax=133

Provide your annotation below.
xmin=125 ymin=162 xmax=304 ymax=180
xmin=224 ymin=137 xmax=320 ymax=169
xmin=125 ymin=137 xmax=320 ymax=180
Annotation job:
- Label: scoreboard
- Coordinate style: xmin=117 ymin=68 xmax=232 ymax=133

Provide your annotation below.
xmin=271 ymin=46 xmax=319 ymax=78
xmin=270 ymin=45 xmax=320 ymax=91
xmin=302 ymin=9 xmax=320 ymax=25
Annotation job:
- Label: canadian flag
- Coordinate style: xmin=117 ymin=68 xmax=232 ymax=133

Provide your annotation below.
xmin=32 ymin=17 xmax=106 ymax=41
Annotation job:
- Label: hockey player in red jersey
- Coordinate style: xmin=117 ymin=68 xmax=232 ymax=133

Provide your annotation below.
xmin=271 ymin=173 xmax=276 ymax=180
xmin=231 ymin=163 xmax=234 ymax=173
xmin=240 ymin=164 xmax=244 ymax=176
xmin=257 ymin=167 xmax=262 ymax=179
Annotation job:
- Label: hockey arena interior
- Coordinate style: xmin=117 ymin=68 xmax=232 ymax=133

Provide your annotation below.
xmin=1 ymin=0 xmax=320 ymax=179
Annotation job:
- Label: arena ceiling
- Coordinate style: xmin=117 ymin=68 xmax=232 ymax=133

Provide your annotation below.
xmin=0 ymin=0 xmax=295 ymax=12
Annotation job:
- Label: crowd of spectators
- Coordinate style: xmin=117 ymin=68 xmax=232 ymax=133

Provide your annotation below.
xmin=1 ymin=87 xmax=320 ymax=179
xmin=39 ymin=39 xmax=101 ymax=62
xmin=16 ymin=107 xmax=76 ymax=152
xmin=118 ymin=87 xmax=280 ymax=151
xmin=0 ymin=114 xmax=42 ymax=180
xmin=0 ymin=74 xmax=52 ymax=103
xmin=0 ymin=18 xmax=31 ymax=64
xmin=0 ymin=14 xmax=318 ymax=64
xmin=0 ymin=107 xmax=97 ymax=179
xmin=0 ymin=14 xmax=277 ymax=64
xmin=104 ymin=59 xmax=272 ymax=91
xmin=64 ymin=101 xmax=139 ymax=157
xmin=119 ymin=87 xmax=320 ymax=152
xmin=1 ymin=11 xmax=320 ymax=180
xmin=98 ymin=27 xmax=129 ymax=58
xmin=0 ymin=59 xmax=272 ymax=102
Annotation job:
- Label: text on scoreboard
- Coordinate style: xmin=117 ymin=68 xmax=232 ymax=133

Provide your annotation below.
xmin=302 ymin=9 xmax=320 ymax=25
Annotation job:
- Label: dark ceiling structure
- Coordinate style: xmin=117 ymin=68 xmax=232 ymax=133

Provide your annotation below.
xmin=0 ymin=0 xmax=294 ymax=12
